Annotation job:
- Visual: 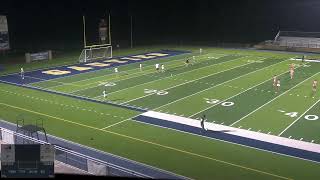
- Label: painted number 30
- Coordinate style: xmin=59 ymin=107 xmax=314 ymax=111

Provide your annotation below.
xmin=204 ymin=98 xmax=234 ymax=107
xmin=144 ymin=89 xmax=168 ymax=96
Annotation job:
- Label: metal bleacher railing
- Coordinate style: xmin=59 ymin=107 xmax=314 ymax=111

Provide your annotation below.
xmin=0 ymin=127 xmax=151 ymax=178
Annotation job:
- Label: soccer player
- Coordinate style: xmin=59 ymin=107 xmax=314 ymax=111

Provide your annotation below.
xmin=200 ymin=114 xmax=207 ymax=131
xmin=155 ymin=63 xmax=159 ymax=72
xmin=185 ymin=58 xmax=190 ymax=67
xmin=290 ymin=64 xmax=294 ymax=79
xmin=114 ymin=67 xmax=118 ymax=73
xmin=20 ymin=67 xmax=24 ymax=80
xmin=302 ymin=54 xmax=305 ymax=64
xmin=276 ymin=79 xmax=281 ymax=93
xmin=312 ymin=80 xmax=317 ymax=94
xmin=200 ymin=48 xmax=203 ymax=54
xmin=103 ymin=90 xmax=107 ymax=98
xmin=161 ymin=64 xmax=165 ymax=72
xmin=139 ymin=63 xmax=142 ymax=71
xmin=272 ymin=75 xmax=277 ymax=89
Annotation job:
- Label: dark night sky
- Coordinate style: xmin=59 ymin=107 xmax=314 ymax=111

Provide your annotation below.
xmin=1 ymin=0 xmax=320 ymax=50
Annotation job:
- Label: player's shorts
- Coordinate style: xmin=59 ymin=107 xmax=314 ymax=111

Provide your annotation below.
xmin=156 ymin=68 xmax=159 ymax=70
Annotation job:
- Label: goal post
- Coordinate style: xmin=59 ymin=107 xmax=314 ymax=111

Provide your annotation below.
xmin=79 ymin=45 xmax=112 ymax=63
xmin=79 ymin=14 xmax=112 ymax=63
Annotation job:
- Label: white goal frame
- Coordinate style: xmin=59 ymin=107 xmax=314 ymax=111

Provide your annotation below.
xmin=79 ymin=45 xmax=112 ymax=63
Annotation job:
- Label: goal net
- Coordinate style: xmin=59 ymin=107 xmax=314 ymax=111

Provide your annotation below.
xmin=79 ymin=45 xmax=112 ymax=63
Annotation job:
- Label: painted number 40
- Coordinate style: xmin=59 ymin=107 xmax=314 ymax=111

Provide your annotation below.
xmin=204 ymin=98 xmax=234 ymax=107
xmin=284 ymin=112 xmax=319 ymax=121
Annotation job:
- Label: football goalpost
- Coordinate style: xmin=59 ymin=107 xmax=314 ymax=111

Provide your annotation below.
xmin=79 ymin=14 xmax=113 ymax=63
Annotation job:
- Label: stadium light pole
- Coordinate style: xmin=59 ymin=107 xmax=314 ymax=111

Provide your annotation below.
xmin=108 ymin=13 xmax=111 ymax=45
xmin=130 ymin=15 xmax=133 ymax=48
xmin=82 ymin=15 xmax=87 ymax=48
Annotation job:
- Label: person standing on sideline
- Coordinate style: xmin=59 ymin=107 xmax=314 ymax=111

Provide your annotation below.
xmin=200 ymin=114 xmax=207 ymax=132
xmin=20 ymin=67 xmax=24 ymax=80
xmin=103 ymin=89 xmax=107 ymax=99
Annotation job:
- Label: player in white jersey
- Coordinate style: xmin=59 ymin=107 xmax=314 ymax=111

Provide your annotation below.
xmin=276 ymin=79 xmax=280 ymax=93
xmin=139 ymin=64 xmax=142 ymax=71
xmin=200 ymin=48 xmax=203 ymax=54
xmin=192 ymin=56 xmax=196 ymax=64
xmin=161 ymin=64 xmax=165 ymax=72
xmin=20 ymin=67 xmax=24 ymax=80
xmin=155 ymin=63 xmax=159 ymax=72
xmin=272 ymin=75 xmax=277 ymax=89
xmin=114 ymin=67 xmax=118 ymax=73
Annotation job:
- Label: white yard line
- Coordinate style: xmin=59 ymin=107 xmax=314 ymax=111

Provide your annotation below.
xmin=188 ymin=60 xmax=290 ymax=118
xmin=24 ymin=75 xmax=81 ymax=86
xmin=230 ymin=70 xmax=320 ymax=126
xmin=93 ymin=56 xmax=249 ymax=100
xmin=278 ymin=98 xmax=320 ymax=136
xmin=154 ymin=58 xmax=283 ymax=112
xmin=100 ymin=119 xmax=130 ymax=130
xmin=121 ymin=58 xmax=254 ymax=104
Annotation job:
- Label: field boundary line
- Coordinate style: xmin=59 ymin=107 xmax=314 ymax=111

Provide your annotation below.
xmin=278 ymin=98 xmax=320 ymax=136
xmin=93 ymin=56 xmax=249 ymax=100
xmin=230 ymin=69 xmax=319 ymax=126
xmin=155 ymin=58 xmax=284 ymax=112
xmin=24 ymin=75 xmax=81 ymax=87
xmin=121 ymin=57 xmax=254 ymax=104
xmin=0 ymin=102 xmax=292 ymax=180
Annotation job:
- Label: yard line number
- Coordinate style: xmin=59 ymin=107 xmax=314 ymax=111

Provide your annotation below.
xmin=204 ymin=98 xmax=235 ymax=107
xmin=279 ymin=110 xmax=319 ymax=121
xmin=144 ymin=89 xmax=168 ymax=96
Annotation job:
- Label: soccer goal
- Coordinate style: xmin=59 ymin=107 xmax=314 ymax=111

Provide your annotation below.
xmin=79 ymin=45 xmax=112 ymax=63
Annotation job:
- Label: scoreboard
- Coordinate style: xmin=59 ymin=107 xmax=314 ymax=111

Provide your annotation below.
xmin=1 ymin=144 xmax=55 ymax=178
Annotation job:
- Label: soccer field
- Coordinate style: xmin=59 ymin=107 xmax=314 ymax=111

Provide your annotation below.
xmin=0 ymin=47 xmax=320 ymax=179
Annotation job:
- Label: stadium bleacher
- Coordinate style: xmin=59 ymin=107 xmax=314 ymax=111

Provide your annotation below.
xmin=274 ymin=31 xmax=320 ymax=48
